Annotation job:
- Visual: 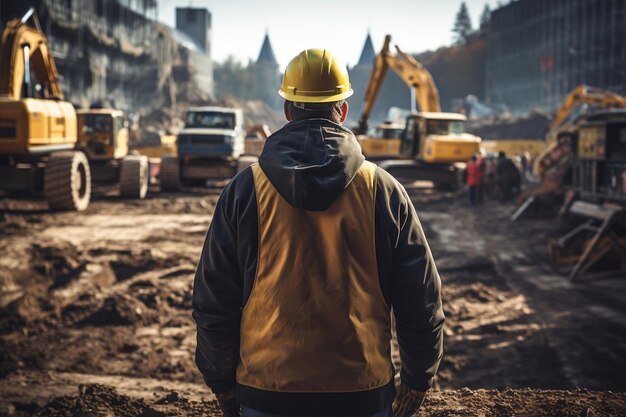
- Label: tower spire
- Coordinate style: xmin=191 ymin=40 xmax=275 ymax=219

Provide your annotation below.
xmin=257 ymin=32 xmax=278 ymax=66
xmin=357 ymin=32 xmax=375 ymax=66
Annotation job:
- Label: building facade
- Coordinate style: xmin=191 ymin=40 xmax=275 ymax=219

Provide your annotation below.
xmin=0 ymin=1 xmax=213 ymax=112
xmin=175 ymin=7 xmax=213 ymax=98
xmin=486 ymin=0 xmax=626 ymax=113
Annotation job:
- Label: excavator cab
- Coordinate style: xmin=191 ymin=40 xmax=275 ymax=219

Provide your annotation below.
xmin=401 ymin=116 xmax=423 ymax=157
xmin=76 ymin=108 xmax=148 ymax=199
xmin=358 ymin=121 xmax=404 ymax=158
xmin=400 ymin=112 xmax=477 ymax=163
xmin=77 ymin=108 xmax=129 ymax=161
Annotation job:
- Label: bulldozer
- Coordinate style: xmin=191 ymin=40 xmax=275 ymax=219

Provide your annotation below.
xmin=0 ymin=8 xmax=91 ymax=211
xmin=76 ymin=107 xmax=149 ymax=199
xmin=354 ymin=35 xmax=481 ymax=188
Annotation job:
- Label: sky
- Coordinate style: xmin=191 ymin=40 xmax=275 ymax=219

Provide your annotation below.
xmin=158 ymin=0 xmax=499 ymax=70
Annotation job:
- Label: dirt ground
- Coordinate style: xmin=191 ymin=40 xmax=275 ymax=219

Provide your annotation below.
xmin=1 ymin=183 xmax=625 ymax=416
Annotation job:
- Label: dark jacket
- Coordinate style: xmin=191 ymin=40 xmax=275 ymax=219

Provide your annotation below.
xmin=193 ymin=118 xmax=444 ymax=417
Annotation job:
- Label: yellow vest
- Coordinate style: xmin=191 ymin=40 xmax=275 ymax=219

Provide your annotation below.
xmin=237 ymin=161 xmax=392 ymax=392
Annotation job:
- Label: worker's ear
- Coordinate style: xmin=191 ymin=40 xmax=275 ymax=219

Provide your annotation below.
xmin=283 ymin=101 xmax=292 ymax=122
xmin=340 ymin=101 xmax=348 ymax=124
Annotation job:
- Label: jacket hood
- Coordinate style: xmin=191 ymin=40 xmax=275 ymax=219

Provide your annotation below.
xmin=258 ymin=118 xmax=365 ymax=211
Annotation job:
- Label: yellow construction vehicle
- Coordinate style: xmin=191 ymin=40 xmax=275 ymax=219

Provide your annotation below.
xmin=355 ymin=35 xmax=481 ymax=188
xmin=545 ymin=110 xmax=626 ymax=281
xmin=358 ymin=121 xmax=404 ymax=158
xmin=534 ymin=85 xmax=626 ymax=176
xmin=513 ymin=86 xmax=626 ymax=219
xmin=0 ymin=8 xmax=90 ymax=210
xmin=76 ymin=107 xmax=149 ymax=199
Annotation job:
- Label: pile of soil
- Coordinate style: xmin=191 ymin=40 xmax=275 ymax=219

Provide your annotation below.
xmin=30 ymin=384 xmax=626 ymax=417
xmin=32 ymin=384 xmax=223 ymax=417
xmin=33 ymin=385 xmax=160 ymax=417
xmin=76 ymin=294 xmax=159 ymax=327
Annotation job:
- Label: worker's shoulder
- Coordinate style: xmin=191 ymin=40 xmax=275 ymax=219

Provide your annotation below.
xmin=373 ymin=164 xmax=405 ymax=194
xmin=371 ymin=165 xmax=414 ymax=211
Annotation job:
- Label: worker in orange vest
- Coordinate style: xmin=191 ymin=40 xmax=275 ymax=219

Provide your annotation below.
xmin=467 ymin=155 xmax=481 ymax=205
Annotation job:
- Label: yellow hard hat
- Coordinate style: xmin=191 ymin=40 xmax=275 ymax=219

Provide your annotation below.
xmin=279 ymin=48 xmax=353 ymax=103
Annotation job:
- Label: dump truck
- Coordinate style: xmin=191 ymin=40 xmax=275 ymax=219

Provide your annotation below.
xmin=160 ymin=106 xmax=245 ymax=190
xmin=354 ymin=35 xmax=481 ymax=188
xmin=0 ymin=8 xmax=91 ymax=211
xmin=76 ymin=107 xmax=149 ymax=199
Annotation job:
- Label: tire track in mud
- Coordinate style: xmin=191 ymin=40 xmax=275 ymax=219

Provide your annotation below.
xmin=416 ymin=194 xmax=626 ymax=391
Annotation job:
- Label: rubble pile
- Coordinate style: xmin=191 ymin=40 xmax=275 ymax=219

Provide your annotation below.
xmin=138 ymin=96 xmax=283 ymax=138
xmin=467 ymin=111 xmax=551 ymax=140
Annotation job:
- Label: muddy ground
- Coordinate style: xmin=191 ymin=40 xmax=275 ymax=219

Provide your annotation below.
xmin=1 ymin=183 xmax=625 ymax=416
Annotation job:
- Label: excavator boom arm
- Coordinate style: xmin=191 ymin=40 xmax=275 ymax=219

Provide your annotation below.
xmin=388 ymin=44 xmax=441 ymax=113
xmin=357 ymin=35 xmax=441 ymax=134
xmin=549 ymin=84 xmax=626 ymax=136
xmin=0 ymin=8 xmax=63 ymax=100
xmin=358 ymin=35 xmax=392 ymax=134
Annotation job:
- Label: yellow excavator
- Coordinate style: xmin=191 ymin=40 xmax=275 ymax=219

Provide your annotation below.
xmin=354 ymin=35 xmax=481 ymax=188
xmin=76 ymin=107 xmax=149 ymax=199
xmin=534 ymin=86 xmax=626 ymax=192
xmin=0 ymin=8 xmax=90 ymax=210
xmin=513 ymin=85 xmax=626 ymax=220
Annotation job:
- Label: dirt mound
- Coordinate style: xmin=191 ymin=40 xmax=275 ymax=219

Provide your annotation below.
xmin=29 ymin=385 xmax=626 ymax=417
xmin=77 ymin=294 xmax=158 ymax=327
xmin=426 ymin=388 xmax=626 ymax=417
xmin=108 ymin=249 xmax=168 ymax=281
xmin=33 ymin=384 xmax=163 ymax=417
xmin=32 ymin=243 xmax=85 ymax=288
xmin=31 ymin=384 xmax=221 ymax=417
xmin=0 ymin=291 xmax=54 ymax=333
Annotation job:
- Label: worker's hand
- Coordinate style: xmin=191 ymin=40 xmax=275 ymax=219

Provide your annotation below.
xmin=392 ymin=377 xmax=426 ymax=417
xmin=215 ymin=389 xmax=241 ymax=417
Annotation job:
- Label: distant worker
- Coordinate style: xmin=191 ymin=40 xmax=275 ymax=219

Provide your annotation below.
xmin=496 ymin=151 xmax=520 ymax=202
xmin=466 ymin=155 xmax=481 ymax=205
xmin=477 ymin=152 xmax=486 ymax=204
xmin=193 ymin=49 xmax=444 ymax=417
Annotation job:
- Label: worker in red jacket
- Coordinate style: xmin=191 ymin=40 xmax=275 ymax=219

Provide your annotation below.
xmin=467 ymin=155 xmax=481 ymax=205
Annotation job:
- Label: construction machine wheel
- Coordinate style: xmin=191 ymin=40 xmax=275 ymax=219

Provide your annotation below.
xmin=236 ymin=156 xmax=258 ymax=173
xmin=119 ymin=155 xmax=149 ymax=199
xmin=160 ymin=155 xmax=181 ymax=191
xmin=44 ymin=151 xmax=91 ymax=211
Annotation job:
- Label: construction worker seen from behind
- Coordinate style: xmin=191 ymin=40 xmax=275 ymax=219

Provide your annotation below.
xmin=193 ymin=48 xmax=445 ymax=417
xmin=466 ymin=155 xmax=481 ymax=206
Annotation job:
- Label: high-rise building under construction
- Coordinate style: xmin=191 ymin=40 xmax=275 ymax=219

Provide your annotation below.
xmin=486 ymin=0 xmax=626 ymax=113
xmin=0 ymin=0 xmax=214 ymax=112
